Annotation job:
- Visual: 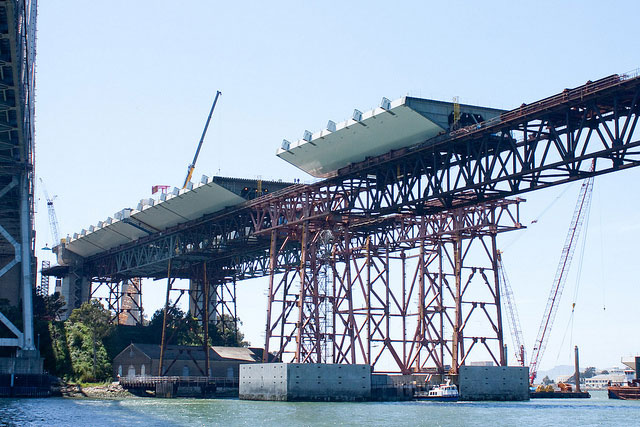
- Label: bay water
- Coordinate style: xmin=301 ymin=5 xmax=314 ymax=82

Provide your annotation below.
xmin=0 ymin=390 xmax=638 ymax=426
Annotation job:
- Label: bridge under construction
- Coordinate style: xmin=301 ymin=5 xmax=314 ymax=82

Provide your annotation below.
xmin=45 ymin=70 xmax=640 ymax=376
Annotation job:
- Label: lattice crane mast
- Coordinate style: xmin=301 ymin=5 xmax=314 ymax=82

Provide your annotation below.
xmin=497 ymin=250 xmax=526 ymax=367
xmin=39 ymin=178 xmax=60 ymax=249
xmin=528 ymin=161 xmax=595 ymax=383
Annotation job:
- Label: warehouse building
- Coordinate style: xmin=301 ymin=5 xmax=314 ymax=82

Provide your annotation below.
xmin=113 ymin=343 xmax=275 ymax=379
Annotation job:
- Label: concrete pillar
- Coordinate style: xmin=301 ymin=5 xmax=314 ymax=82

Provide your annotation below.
xmin=59 ymin=273 xmax=90 ymax=319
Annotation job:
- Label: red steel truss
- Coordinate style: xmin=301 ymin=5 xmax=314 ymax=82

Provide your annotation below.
xmin=263 ymin=198 xmax=522 ymax=373
xmin=89 ymin=277 xmax=143 ymax=325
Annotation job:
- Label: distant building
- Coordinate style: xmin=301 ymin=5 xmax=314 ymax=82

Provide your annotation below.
xmin=584 ymin=367 xmax=636 ymax=389
xmin=585 ymin=373 xmax=626 ymax=389
xmin=113 ymin=343 xmax=277 ymax=379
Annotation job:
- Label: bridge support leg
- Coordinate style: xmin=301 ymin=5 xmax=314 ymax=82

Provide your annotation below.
xmin=203 ymin=263 xmax=209 ymax=376
xmin=159 ymin=260 xmax=173 ymax=376
xmin=263 ymin=201 xmax=518 ymax=374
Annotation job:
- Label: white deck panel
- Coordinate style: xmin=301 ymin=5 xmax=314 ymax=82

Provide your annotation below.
xmin=132 ymin=182 xmax=245 ymax=230
xmin=107 ymin=220 xmax=149 ymax=241
xmin=65 ymin=220 xmax=149 ymax=257
xmin=63 ymin=237 xmax=106 ymax=258
xmin=64 ymin=179 xmax=247 ymax=258
xmin=277 ymin=97 xmax=445 ymax=178
xmin=277 ymin=96 xmax=505 ymax=178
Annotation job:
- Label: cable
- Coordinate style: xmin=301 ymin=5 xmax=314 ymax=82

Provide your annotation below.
xmin=502 ymin=182 xmax=575 ymax=251
xmin=597 ymin=185 xmax=606 ymax=311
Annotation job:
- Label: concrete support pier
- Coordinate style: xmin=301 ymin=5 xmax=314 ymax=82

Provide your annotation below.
xmin=239 ymin=363 xmax=371 ymax=401
xmin=458 ymin=366 xmax=529 ymax=401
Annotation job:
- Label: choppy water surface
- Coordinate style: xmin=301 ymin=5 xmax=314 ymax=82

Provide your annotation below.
xmin=0 ymin=391 xmax=637 ymax=426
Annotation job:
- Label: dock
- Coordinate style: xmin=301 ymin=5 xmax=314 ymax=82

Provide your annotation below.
xmin=119 ymin=376 xmax=238 ymax=398
xmin=530 ymin=391 xmax=590 ymax=399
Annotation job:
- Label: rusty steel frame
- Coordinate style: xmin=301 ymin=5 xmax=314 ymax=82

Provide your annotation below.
xmin=89 ymin=277 xmax=143 ymax=325
xmin=263 ymin=199 xmax=521 ymax=373
xmin=189 ymin=273 xmax=239 ymax=337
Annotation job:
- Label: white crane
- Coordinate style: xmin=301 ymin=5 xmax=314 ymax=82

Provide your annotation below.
xmin=39 ymin=178 xmax=60 ymax=250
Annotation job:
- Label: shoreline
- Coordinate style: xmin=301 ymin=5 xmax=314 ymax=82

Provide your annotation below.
xmin=53 ymin=382 xmax=139 ymax=399
xmin=52 ymin=381 xmax=239 ymax=399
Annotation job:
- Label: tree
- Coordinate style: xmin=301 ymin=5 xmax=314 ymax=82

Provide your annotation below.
xmin=542 ymin=375 xmax=553 ymax=385
xmin=210 ymin=314 xmax=247 ymax=347
xmin=67 ymin=301 xmax=114 ymax=381
xmin=33 ymin=292 xmax=66 ymax=321
xmin=581 ymin=366 xmax=597 ymax=379
xmin=148 ymin=305 xmax=202 ymax=346
xmin=148 ymin=307 xmax=247 ymax=347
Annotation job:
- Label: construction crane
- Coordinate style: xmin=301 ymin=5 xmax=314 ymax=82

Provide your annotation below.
xmin=528 ymin=161 xmax=595 ymax=383
xmin=182 ymin=91 xmax=222 ymax=188
xmin=496 ymin=250 xmax=526 ymax=367
xmin=39 ymin=177 xmax=60 ymax=250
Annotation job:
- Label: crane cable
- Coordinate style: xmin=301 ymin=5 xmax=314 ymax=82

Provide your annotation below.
xmin=598 ymin=185 xmax=606 ymax=312
xmin=502 ymin=183 xmax=575 ymax=251
xmin=555 ymin=179 xmax=594 ymax=363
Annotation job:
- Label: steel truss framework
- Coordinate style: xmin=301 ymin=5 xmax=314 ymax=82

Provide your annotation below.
xmin=89 ymin=277 xmax=143 ymax=325
xmin=84 ymin=73 xmax=640 ymax=283
xmin=264 ymin=199 xmax=521 ymax=373
xmin=247 ymin=73 xmax=640 ymax=231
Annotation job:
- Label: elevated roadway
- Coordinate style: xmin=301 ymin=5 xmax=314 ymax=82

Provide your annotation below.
xmin=51 ymin=70 xmax=640 ymax=283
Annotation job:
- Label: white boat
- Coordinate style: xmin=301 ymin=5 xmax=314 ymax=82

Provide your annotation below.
xmin=416 ymin=379 xmax=459 ymax=401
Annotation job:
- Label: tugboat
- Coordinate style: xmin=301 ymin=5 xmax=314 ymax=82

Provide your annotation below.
xmin=608 ymin=380 xmax=640 ymax=400
xmin=608 ymin=357 xmax=640 ymax=400
xmin=415 ymin=379 xmax=459 ymax=401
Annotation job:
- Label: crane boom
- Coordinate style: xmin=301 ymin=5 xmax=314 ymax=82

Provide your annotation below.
xmin=182 ymin=90 xmax=222 ymax=189
xmin=497 ymin=251 xmax=526 ymax=367
xmin=39 ymin=178 xmax=60 ymax=247
xmin=528 ymin=162 xmax=595 ymax=383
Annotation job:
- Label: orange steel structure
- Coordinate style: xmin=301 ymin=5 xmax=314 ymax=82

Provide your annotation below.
xmin=260 ymin=199 xmax=523 ymax=374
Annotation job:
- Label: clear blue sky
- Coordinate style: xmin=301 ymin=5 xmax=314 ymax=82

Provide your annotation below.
xmin=35 ymin=1 xmax=640 ymax=371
